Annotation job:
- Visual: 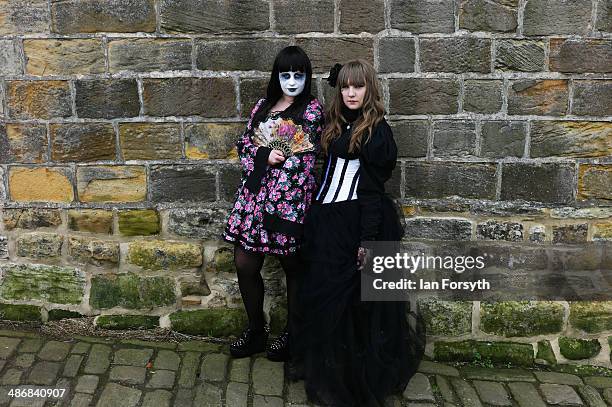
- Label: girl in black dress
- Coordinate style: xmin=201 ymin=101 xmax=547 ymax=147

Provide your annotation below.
xmin=291 ymin=59 xmax=426 ymax=406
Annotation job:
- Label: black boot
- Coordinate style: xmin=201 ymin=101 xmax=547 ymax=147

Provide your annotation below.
xmin=230 ymin=325 xmax=269 ymax=358
xmin=266 ymin=328 xmax=290 ymax=362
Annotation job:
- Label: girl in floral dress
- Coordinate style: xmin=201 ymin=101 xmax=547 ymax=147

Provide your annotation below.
xmin=222 ymin=46 xmax=324 ymax=361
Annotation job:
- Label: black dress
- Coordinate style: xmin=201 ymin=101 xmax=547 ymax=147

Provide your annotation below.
xmin=291 ymin=118 xmax=426 ymax=407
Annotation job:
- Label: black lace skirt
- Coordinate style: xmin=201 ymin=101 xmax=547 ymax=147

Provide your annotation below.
xmin=290 ymin=197 xmax=426 ymax=407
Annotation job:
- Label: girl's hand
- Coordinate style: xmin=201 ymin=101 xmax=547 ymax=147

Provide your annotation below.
xmin=267 ymin=149 xmax=286 ymax=165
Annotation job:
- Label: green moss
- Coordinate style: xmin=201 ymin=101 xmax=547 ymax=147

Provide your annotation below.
xmin=89 ymin=274 xmax=176 ymax=310
xmin=569 ymin=302 xmax=612 ymax=333
xmin=170 ymin=308 xmax=247 ymax=337
xmin=418 ymin=299 xmax=472 ymax=336
xmin=0 ymin=303 xmax=41 ymax=321
xmin=96 ymin=315 xmax=160 ymax=330
xmin=205 ymin=246 xmax=236 ymax=273
xmin=434 ymin=340 xmax=534 ymax=367
xmin=480 ymin=301 xmax=564 ymax=337
xmin=180 ymin=281 xmax=211 ymax=297
xmin=551 ymin=363 xmax=612 ymax=377
xmin=535 ymin=340 xmax=557 ymax=365
xmin=558 ymin=337 xmax=601 ymax=360
xmin=47 ymin=309 xmax=84 ymax=320
xmin=127 ymin=240 xmax=202 ymax=270
xmin=118 ymin=210 xmax=160 ymax=236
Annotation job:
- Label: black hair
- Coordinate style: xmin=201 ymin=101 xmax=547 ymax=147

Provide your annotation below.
xmin=251 ymin=46 xmax=314 ymax=127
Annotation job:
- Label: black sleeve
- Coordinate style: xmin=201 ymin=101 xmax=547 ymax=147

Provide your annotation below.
xmin=357 ymin=120 xmax=398 ymax=242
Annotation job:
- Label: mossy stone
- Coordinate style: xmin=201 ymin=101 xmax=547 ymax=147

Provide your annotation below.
xmin=169 ymin=308 xmax=247 ymax=337
xmin=569 ymin=301 xmax=612 ymax=333
xmin=269 ymin=302 xmax=287 ymax=335
xmin=205 ymin=246 xmax=235 ymax=273
xmin=118 ymin=209 xmax=160 ymax=236
xmin=434 ymin=340 xmax=534 ymax=366
xmin=552 ymin=363 xmax=612 ymax=377
xmin=558 ymin=337 xmax=601 ymax=360
xmin=0 ymin=304 xmax=41 ymax=321
xmin=418 ymin=298 xmax=472 ymax=336
xmin=480 ymin=301 xmax=564 ymax=337
xmin=127 ymin=240 xmax=202 ymax=270
xmin=47 ymin=309 xmax=84 ymax=320
xmin=180 ymin=281 xmax=211 ymax=297
xmin=535 ymin=339 xmax=557 ymax=365
xmin=89 ymin=274 xmax=176 ymax=310
xmin=96 ymin=315 xmax=160 ymax=330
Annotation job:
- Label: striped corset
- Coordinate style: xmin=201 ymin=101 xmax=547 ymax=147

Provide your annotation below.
xmin=315 ymin=154 xmax=360 ymax=204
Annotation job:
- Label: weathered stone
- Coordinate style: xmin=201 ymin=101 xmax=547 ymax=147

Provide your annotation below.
xmin=146 ymin=370 xmax=175 ymax=388
xmin=75 ymin=79 xmax=140 ymax=119
xmin=536 ymin=340 xmax=557 ymax=365
xmin=51 ymin=0 xmax=156 ymax=33
xmin=168 ymin=207 xmax=230 ymax=240
xmin=523 ymin=0 xmax=592 ymax=35
xmin=229 ymin=358 xmax=250 ymax=383
xmin=576 ymin=385 xmax=606 ymax=407
xmin=178 ymin=351 xmax=200 ymax=388
xmin=0 ymin=237 xmax=7 ymax=260
xmin=470 ymin=242 xmax=548 ymax=271
xmin=418 ymin=362 xmax=460 ymax=378
xmin=500 ymin=162 xmax=575 ymax=204
xmin=578 ymin=164 xmax=612 ymax=202
xmin=185 ymin=122 xmax=242 ymax=159
xmin=67 ymin=209 xmax=113 ymax=234
xmin=169 ymin=308 xmax=247 ymax=336
xmin=193 ymin=382 xmax=222 ymax=405
xmin=84 ymin=344 xmax=111 ymax=374
xmin=50 ymin=123 xmax=116 ymax=162
xmin=150 ymin=165 xmax=217 ymax=203
xmin=0 ymin=263 xmax=84 ymax=304
xmin=418 ymin=299 xmax=472 ymax=336
xmin=390 ymin=120 xmax=428 ymax=158
xmin=480 ymin=121 xmax=526 ymax=158
xmin=77 ymin=165 xmax=146 ymax=203
xmin=552 ymin=224 xmax=588 ymax=244
xmin=535 ymin=371 xmax=583 ymax=386
xmin=450 ymin=378 xmax=483 ymax=407
xmin=199 ymin=353 xmax=228 ymax=382
xmin=593 ymin=222 xmax=612 ymax=240
xmin=378 ymin=37 xmax=415 ymax=73
xmin=558 ymin=337 xmax=601 ymax=360
xmin=404 ymin=218 xmax=472 ymax=241
xmin=118 ymin=210 xmax=160 ymax=236
xmin=435 ymin=340 xmax=534 ymax=366
xmin=24 ymin=39 xmax=105 ymax=75
xmin=420 ymin=37 xmax=491 ymax=73
xmin=75 ymin=375 xmax=99 ymax=394
xmin=127 ymin=239 xmax=202 ymax=270
xmin=205 ymin=246 xmax=236 ymax=274
xmin=28 ymin=361 xmax=61 ymax=385
xmin=572 ymin=80 xmax=612 ymax=116
xmin=403 ymin=373 xmax=435 ymax=401
xmin=9 ymin=166 xmax=74 ymax=202
xmin=67 ymin=236 xmax=119 ymax=266
xmin=495 ymin=39 xmax=545 ymax=72
xmin=585 ymin=376 xmax=612 ymax=388
xmin=89 ymin=274 xmax=176 ymax=310
xmin=390 ymin=0 xmax=455 ymax=33
xmin=0 ymin=123 xmax=47 ymax=163
xmin=461 ymin=367 xmax=536 ymax=382
xmin=507 ymin=79 xmax=568 ymax=116
xmin=0 ymin=168 xmax=5 ymax=201
xmin=550 ymin=207 xmax=612 ymax=219
xmin=508 ymin=382 xmax=546 ymax=407
xmin=143 ymin=77 xmax=236 ymax=117
xmin=119 ymin=123 xmax=182 ymax=160
xmin=48 ymin=309 xmax=83 ymax=320
xmin=7 ymin=80 xmax=71 ymax=119
xmin=405 ymin=162 xmax=497 ymax=199
xmin=274 ymin=0 xmax=333 ymax=33
xmin=339 ymin=0 xmax=384 ymax=33
xmin=2 ymin=208 xmax=61 ymax=230
xmin=473 ymin=380 xmax=511 ymax=406
xmin=0 ymin=39 xmax=21 ymax=75
xmin=295 ymin=37 xmax=373 ymax=73
xmin=459 ymin=0 xmax=518 ymax=32
xmin=0 ymin=0 xmax=49 ymax=35
xmin=114 ymin=348 xmax=154 ymax=366
xmin=219 ymin=165 xmax=242 ymax=201
xmin=463 ymin=80 xmax=502 ymax=113
xmin=160 ymin=0 xmax=269 ymax=33
xmin=389 ymin=78 xmax=459 ymax=115
xmin=16 ymin=232 xmax=63 ymax=259
xmin=477 ymin=220 xmax=523 ymax=241
xmin=549 ymin=39 xmax=612 ymax=73
xmin=240 ymin=79 xmax=268 ymax=117
xmin=433 ymin=120 xmax=476 ymax=157
xmin=480 ymin=301 xmax=564 ymax=337
xmin=96 ymin=382 xmax=141 ymax=407
xmin=142 ymin=389 xmax=172 ymax=407
xmin=38 ymin=340 xmax=71 ymax=362
xmin=597 ymin=1 xmax=612 ymax=32
xmin=252 ymin=357 xmax=284 ymax=396
xmin=14 ymin=354 xmax=35 ymax=369
xmin=604 ymin=388 xmax=612 ymax=404
xmin=540 ymin=383 xmax=585 ymax=406
xmin=153 ymin=350 xmax=180 ymax=371
xmin=0 ymin=337 xmax=20 ymax=358
xmin=109 ymin=39 xmax=192 ymax=72
xmin=531 ymin=121 xmax=612 ymax=158
xmin=226 ymin=381 xmax=249 ymax=406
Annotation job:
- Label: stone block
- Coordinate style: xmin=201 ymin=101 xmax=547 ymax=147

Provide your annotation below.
xmin=50 ymin=123 xmax=116 ymax=162
xmin=389 ymin=79 xmax=459 ymax=115
xmin=0 ymin=123 xmax=47 ymax=164
xmin=76 ymin=165 xmax=146 ymax=203
xmin=24 ymin=39 xmax=105 ymax=75
xmin=7 ymin=80 xmax=71 ymax=119
xmin=119 ymin=122 xmax=182 ymax=160
xmin=75 ymin=79 xmax=140 ymax=119
xmin=127 ymin=239 xmax=202 ymax=270
xmin=109 ymin=39 xmax=192 ymax=73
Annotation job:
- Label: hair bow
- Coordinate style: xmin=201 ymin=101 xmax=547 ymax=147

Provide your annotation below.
xmin=326 ymin=63 xmax=343 ymax=88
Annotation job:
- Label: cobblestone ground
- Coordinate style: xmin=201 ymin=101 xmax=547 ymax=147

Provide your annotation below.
xmin=0 ymin=330 xmax=609 ymax=406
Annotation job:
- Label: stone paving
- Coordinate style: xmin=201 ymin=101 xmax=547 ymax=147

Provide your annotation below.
xmin=0 ymin=330 xmax=609 ymax=406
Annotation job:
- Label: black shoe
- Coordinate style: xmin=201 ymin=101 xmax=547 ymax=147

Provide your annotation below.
xmin=266 ymin=329 xmax=290 ymax=362
xmin=230 ymin=325 xmax=269 ymax=358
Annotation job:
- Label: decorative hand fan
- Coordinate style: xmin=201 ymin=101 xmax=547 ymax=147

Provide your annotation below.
xmin=252 ymin=118 xmax=315 ymax=158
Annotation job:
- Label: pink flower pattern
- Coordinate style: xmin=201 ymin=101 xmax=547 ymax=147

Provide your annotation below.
xmin=222 ymin=98 xmax=324 ymax=255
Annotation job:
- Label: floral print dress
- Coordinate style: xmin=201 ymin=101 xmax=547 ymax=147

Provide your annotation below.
xmin=222 ymin=97 xmax=324 ymax=255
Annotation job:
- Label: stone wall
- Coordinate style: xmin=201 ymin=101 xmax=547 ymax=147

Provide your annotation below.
xmin=0 ymin=0 xmax=611 ymax=368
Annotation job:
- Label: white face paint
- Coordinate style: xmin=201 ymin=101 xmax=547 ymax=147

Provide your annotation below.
xmin=279 ymin=71 xmax=305 ymax=97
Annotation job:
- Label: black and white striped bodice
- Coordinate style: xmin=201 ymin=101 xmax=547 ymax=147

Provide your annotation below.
xmin=315 ymin=154 xmax=360 ymax=204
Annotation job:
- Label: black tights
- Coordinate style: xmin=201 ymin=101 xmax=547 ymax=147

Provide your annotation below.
xmin=234 ymin=245 xmax=303 ymax=333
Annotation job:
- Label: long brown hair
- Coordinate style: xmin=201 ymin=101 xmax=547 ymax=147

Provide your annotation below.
xmin=321 ymin=59 xmax=385 ymax=154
